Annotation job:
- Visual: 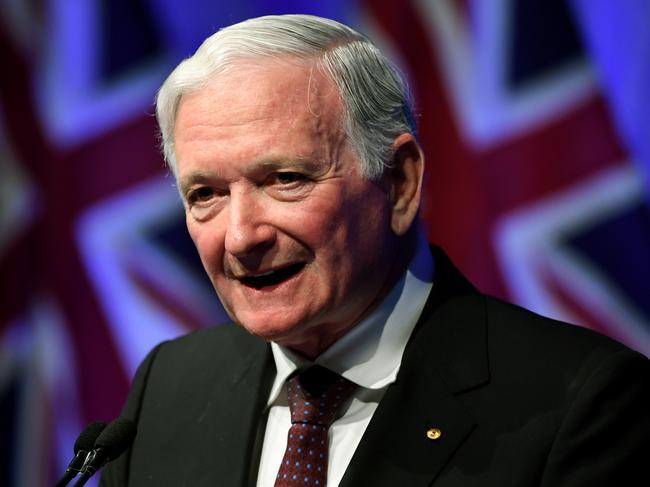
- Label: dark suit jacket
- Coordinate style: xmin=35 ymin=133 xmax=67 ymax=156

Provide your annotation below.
xmin=100 ymin=247 xmax=650 ymax=486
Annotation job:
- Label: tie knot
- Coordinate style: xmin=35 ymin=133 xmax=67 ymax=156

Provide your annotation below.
xmin=286 ymin=366 xmax=355 ymax=427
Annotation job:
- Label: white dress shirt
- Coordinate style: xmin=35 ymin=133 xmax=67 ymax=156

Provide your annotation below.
xmin=256 ymin=235 xmax=434 ymax=486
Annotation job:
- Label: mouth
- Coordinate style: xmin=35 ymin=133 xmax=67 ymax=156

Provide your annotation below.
xmin=239 ymin=263 xmax=305 ymax=290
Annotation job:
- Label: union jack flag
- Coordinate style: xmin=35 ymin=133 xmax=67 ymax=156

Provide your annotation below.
xmin=0 ymin=0 xmax=648 ymax=485
xmin=363 ymin=0 xmax=650 ymax=349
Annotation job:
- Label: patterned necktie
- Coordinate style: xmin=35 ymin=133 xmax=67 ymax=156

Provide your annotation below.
xmin=274 ymin=365 xmax=355 ymax=487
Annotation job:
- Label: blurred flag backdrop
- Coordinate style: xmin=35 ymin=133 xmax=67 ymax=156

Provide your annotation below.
xmin=1 ymin=0 xmax=648 ymax=485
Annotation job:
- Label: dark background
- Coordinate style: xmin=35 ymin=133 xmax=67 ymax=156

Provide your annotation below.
xmin=1 ymin=0 xmax=648 ymax=485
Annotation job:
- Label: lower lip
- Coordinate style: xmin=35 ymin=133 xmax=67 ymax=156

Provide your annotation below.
xmin=239 ymin=266 xmax=305 ymax=295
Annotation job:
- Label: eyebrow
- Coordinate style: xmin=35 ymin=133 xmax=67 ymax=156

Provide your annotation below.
xmin=178 ymin=172 xmax=214 ymax=196
xmin=178 ymin=157 xmax=325 ymax=194
xmin=256 ymin=158 xmax=323 ymax=173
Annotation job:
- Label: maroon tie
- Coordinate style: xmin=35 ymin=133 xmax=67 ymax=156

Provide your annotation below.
xmin=274 ymin=366 xmax=355 ymax=487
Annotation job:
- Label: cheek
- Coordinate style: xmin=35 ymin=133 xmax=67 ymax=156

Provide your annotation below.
xmin=186 ymin=218 xmax=225 ymax=274
xmin=305 ymin=193 xmax=389 ymax=272
xmin=335 ymin=190 xmax=390 ymax=241
xmin=336 ymin=199 xmax=392 ymax=275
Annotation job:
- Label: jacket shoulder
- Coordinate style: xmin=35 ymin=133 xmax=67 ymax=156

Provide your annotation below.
xmin=100 ymin=323 xmax=272 ymax=487
xmin=481 ymin=294 xmax=642 ymax=364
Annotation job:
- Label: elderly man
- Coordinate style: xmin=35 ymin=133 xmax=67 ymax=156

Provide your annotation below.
xmin=100 ymin=14 xmax=649 ymax=487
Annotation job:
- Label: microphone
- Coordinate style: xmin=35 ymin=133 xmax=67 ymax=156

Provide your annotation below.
xmin=54 ymin=421 xmax=107 ymax=487
xmin=72 ymin=417 xmax=137 ymax=487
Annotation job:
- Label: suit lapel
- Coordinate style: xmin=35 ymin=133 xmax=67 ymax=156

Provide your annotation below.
xmin=339 ymin=363 xmax=478 ymax=487
xmin=209 ymin=334 xmax=275 ymax=487
xmin=340 ymin=247 xmax=490 ymax=487
xmin=153 ymin=327 xmax=274 ymax=487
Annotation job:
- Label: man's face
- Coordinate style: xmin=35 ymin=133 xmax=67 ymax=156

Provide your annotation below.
xmin=174 ymin=59 xmax=399 ymax=356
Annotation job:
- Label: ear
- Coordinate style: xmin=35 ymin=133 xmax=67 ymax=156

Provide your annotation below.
xmin=386 ymin=133 xmax=425 ymax=236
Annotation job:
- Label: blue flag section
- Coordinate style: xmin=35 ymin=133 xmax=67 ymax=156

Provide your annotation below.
xmin=572 ymin=0 xmax=650 ymax=204
xmin=0 ymin=1 xmax=648 ymax=484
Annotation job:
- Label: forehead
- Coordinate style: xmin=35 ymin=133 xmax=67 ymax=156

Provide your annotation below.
xmin=173 ymin=58 xmax=348 ymax=170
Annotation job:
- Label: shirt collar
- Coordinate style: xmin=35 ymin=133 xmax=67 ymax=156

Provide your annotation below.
xmin=268 ymin=234 xmax=434 ymax=404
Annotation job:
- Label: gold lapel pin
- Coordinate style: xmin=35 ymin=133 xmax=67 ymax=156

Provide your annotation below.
xmin=426 ymin=427 xmax=442 ymax=440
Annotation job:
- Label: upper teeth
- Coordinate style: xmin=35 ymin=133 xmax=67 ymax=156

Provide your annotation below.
xmin=252 ymin=270 xmax=275 ymax=278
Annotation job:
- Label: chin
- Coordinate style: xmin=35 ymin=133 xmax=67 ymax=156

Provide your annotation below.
xmin=237 ymin=315 xmax=305 ymax=344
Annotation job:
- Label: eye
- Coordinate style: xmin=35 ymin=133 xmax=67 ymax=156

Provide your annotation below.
xmin=186 ymin=186 xmax=215 ymax=205
xmin=263 ymin=170 xmax=314 ymax=201
xmin=273 ymin=172 xmax=306 ymax=186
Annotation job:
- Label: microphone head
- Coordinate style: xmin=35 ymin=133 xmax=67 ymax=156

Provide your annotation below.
xmin=74 ymin=421 xmax=107 ymax=453
xmin=94 ymin=417 xmax=137 ymax=460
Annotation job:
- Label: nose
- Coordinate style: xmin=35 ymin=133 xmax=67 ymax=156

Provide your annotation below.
xmin=224 ymin=187 xmax=276 ymax=258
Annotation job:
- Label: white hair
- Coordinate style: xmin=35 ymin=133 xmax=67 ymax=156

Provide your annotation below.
xmin=156 ymin=14 xmax=417 ymax=179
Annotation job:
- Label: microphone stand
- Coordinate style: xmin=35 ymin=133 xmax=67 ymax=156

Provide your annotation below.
xmin=53 ymin=450 xmax=91 ymax=487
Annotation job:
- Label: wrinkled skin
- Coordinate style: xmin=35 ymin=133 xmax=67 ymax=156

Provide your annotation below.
xmin=174 ymin=58 xmax=423 ymax=358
